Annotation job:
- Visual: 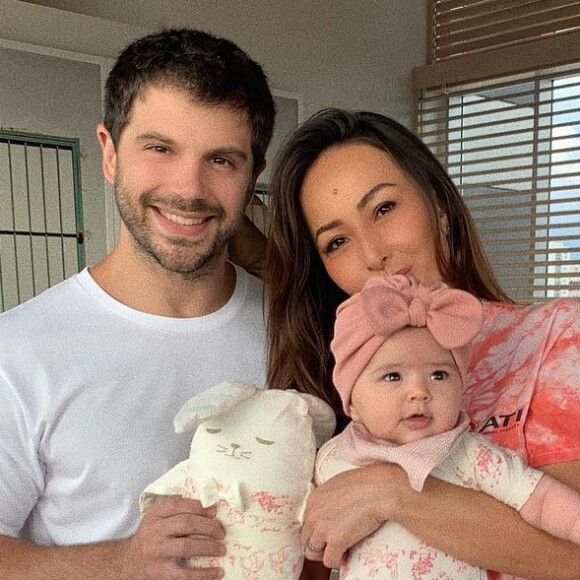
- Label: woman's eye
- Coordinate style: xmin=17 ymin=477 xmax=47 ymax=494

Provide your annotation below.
xmin=324 ymin=236 xmax=346 ymax=254
xmin=430 ymin=370 xmax=448 ymax=381
xmin=206 ymin=428 xmax=222 ymax=434
xmin=383 ymin=372 xmax=401 ymax=382
xmin=376 ymin=201 xmax=395 ymax=217
xmin=256 ymin=437 xmax=275 ymax=446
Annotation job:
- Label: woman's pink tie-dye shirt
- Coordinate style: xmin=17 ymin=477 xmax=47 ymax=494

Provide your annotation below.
xmin=464 ymin=298 xmax=580 ymax=469
xmin=465 ymin=298 xmax=580 ymax=580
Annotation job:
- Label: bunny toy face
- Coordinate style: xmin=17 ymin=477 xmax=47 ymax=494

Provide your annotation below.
xmin=189 ymin=389 xmax=318 ymax=491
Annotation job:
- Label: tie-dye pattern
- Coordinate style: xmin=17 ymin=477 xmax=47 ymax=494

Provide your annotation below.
xmin=465 ymin=298 xmax=580 ymax=580
xmin=464 ymin=298 xmax=580 ymax=468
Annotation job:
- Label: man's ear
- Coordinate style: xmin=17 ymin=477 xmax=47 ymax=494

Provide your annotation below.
xmin=245 ymin=161 xmax=266 ymax=206
xmin=97 ymin=123 xmax=117 ymax=186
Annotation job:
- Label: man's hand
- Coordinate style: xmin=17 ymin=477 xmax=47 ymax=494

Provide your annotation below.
xmin=0 ymin=497 xmax=225 ymax=580
xmin=128 ymin=496 xmax=226 ymax=579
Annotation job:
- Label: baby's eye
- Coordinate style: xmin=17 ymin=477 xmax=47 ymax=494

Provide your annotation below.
xmin=383 ymin=372 xmax=401 ymax=382
xmin=206 ymin=428 xmax=222 ymax=434
xmin=255 ymin=437 xmax=275 ymax=446
xmin=430 ymin=370 xmax=448 ymax=381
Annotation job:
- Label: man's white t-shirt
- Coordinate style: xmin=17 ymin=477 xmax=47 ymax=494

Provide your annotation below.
xmin=0 ymin=264 xmax=266 ymax=545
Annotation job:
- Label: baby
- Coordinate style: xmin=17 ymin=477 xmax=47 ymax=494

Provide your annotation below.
xmin=314 ymin=273 xmax=580 ymax=579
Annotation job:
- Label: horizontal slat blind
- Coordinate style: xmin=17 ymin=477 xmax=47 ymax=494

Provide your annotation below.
xmin=431 ymin=0 xmax=580 ymax=62
xmin=415 ymin=65 xmax=580 ymax=302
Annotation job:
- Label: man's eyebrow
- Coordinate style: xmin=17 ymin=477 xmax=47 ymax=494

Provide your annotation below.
xmin=356 ymin=182 xmax=395 ymax=211
xmin=209 ymin=146 xmax=249 ymax=161
xmin=135 ymin=131 xmax=175 ymax=144
xmin=314 ymin=182 xmax=396 ymax=242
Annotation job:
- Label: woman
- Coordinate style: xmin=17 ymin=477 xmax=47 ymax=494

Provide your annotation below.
xmin=265 ymin=109 xmax=580 ymax=578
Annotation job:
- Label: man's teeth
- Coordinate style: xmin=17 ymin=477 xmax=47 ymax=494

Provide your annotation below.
xmin=161 ymin=211 xmax=204 ymax=225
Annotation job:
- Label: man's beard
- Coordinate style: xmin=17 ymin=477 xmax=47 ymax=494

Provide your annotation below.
xmin=114 ymin=176 xmax=241 ymax=276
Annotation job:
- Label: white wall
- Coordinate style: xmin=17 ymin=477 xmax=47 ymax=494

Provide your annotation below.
xmin=0 ymin=46 xmax=106 ymax=266
xmin=14 ymin=0 xmax=427 ymax=123
xmin=0 ymin=0 xmax=427 ymax=266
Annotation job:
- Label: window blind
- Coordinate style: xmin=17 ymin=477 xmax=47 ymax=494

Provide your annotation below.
xmin=415 ymin=1 xmax=580 ymax=303
xmin=415 ymin=64 xmax=580 ymax=302
xmin=430 ymin=0 xmax=580 ymax=63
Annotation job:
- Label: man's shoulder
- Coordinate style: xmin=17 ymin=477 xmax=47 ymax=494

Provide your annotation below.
xmin=0 ymin=273 xmax=84 ymax=337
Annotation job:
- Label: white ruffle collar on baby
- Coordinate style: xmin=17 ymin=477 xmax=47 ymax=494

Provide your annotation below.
xmin=337 ymin=412 xmax=470 ymax=492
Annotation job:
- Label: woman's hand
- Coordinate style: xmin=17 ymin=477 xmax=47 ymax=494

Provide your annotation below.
xmin=303 ymin=459 xmax=580 ymax=579
xmin=301 ymin=463 xmax=407 ymax=568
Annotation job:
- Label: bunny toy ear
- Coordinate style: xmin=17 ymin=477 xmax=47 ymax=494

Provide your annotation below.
xmin=293 ymin=392 xmax=336 ymax=448
xmin=174 ymin=381 xmax=258 ymax=433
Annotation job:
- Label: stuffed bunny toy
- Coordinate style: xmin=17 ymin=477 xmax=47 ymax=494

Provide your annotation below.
xmin=140 ymin=381 xmax=336 ymax=579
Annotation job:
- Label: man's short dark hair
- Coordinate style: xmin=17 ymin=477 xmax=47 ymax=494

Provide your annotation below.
xmin=104 ymin=28 xmax=276 ymax=168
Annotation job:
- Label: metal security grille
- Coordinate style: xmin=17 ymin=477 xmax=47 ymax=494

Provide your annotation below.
xmin=0 ymin=131 xmax=85 ymax=313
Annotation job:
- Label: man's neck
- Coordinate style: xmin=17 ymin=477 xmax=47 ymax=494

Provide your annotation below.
xmin=89 ymin=245 xmax=237 ymax=318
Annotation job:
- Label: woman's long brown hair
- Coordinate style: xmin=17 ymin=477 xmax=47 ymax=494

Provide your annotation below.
xmin=265 ymin=109 xmax=512 ymax=418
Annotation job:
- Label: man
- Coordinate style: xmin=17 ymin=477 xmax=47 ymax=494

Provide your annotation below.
xmin=0 ymin=28 xmax=275 ymax=579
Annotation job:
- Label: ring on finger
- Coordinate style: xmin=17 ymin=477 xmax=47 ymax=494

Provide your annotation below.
xmin=306 ymin=539 xmax=326 ymax=552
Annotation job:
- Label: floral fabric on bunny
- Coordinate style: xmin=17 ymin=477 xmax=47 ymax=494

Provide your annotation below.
xmin=141 ymin=382 xmax=335 ymax=579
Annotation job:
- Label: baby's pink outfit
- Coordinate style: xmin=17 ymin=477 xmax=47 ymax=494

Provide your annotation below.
xmin=316 ymin=412 xmax=580 ymax=579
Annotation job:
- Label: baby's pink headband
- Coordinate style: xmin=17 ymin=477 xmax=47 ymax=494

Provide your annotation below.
xmin=331 ymin=274 xmax=484 ymax=415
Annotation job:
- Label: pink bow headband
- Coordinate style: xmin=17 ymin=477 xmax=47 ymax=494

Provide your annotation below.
xmin=331 ymin=274 xmax=484 ymax=415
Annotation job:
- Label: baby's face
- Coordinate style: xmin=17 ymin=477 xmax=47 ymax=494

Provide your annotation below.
xmin=349 ymin=327 xmax=463 ymax=444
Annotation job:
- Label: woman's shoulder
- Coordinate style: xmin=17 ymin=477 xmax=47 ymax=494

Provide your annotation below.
xmin=483 ymin=296 xmax=579 ymax=313
xmin=481 ymin=297 xmax=580 ymax=334
xmin=470 ymin=297 xmax=579 ymax=360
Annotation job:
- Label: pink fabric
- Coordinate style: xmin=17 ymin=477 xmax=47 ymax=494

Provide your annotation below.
xmin=331 ymin=274 xmax=484 ymax=415
xmin=519 ymin=475 xmax=580 ymax=544
xmin=325 ymin=296 xmax=580 ymax=580
xmin=465 ymin=298 xmax=580 ymax=580
xmin=337 ymin=412 xmax=471 ymax=491
xmin=316 ymin=427 xmax=544 ymax=579
xmin=464 ymin=298 xmax=580 ymax=469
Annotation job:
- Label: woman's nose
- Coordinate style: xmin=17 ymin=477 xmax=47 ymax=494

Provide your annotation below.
xmin=363 ymin=247 xmax=388 ymax=272
xmin=368 ymin=256 xmax=387 ymax=272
